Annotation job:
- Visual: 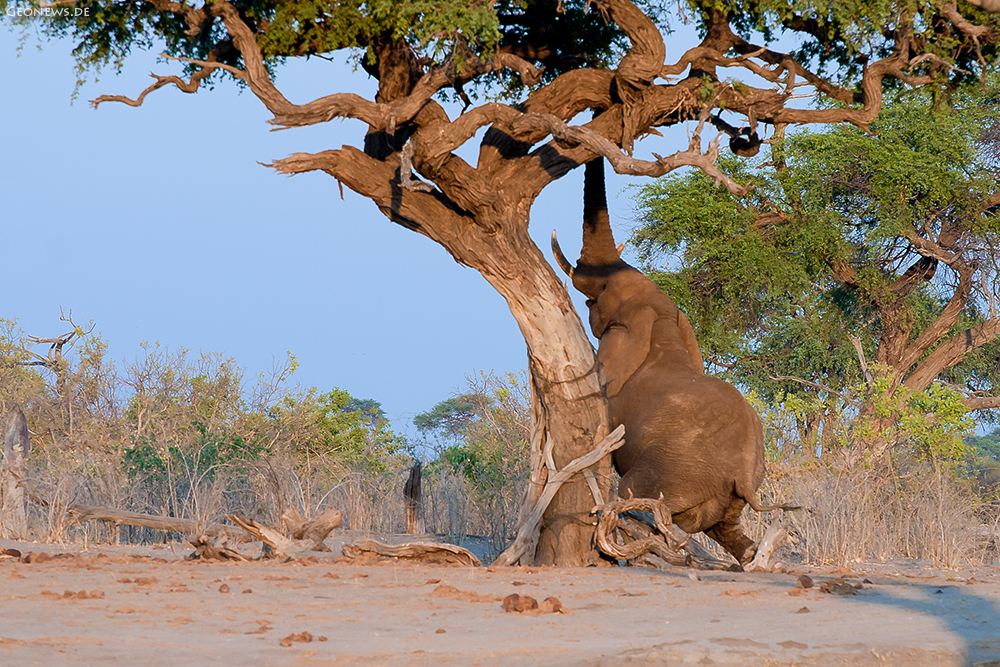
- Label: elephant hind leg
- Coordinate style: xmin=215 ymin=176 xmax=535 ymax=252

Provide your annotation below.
xmin=704 ymin=497 xmax=756 ymax=566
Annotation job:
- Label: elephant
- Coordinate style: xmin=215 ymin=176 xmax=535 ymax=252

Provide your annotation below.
xmin=551 ymin=158 xmax=785 ymax=566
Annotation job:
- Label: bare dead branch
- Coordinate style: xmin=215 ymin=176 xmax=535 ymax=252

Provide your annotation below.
xmin=189 ymin=534 xmax=249 ymax=561
xmin=342 ymin=538 xmax=481 ymax=566
xmin=616 ymin=509 xmax=739 ymax=570
xmin=268 ymin=52 xmax=543 ymax=131
xmin=769 ymin=376 xmax=856 ymax=404
xmin=280 ymin=508 xmax=343 ymax=550
xmin=228 ymin=514 xmax=317 ymax=560
xmin=400 ymin=142 xmax=435 ymax=193
xmin=91 ymin=69 xmax=213 ymax=109
xmin=743 ymin=520 xmax=794 ymax=572
xmin=848 ymin=335 xmax=874 ymax=386
xmin=512 ymin=108 xmax=751 ymax=196
xmin=593 ymin=496 xmax=685 ymax=562
xmin=963 ymin=396 xmax=1000 ymax=410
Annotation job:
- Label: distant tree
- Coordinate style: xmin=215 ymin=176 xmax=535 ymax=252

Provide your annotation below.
xmin=633 ymin=87 xmax=1000 ymax=450
xmin=967 ymin=428 xmax=1000 ymax=461
xmin=413 ymin=395 xmax=481 ymax=441
xmin=291 ymin=388 xmax=406 ymax=472
xmin=415 ymin=371 xmax=530 ymax=555
xmin=965 ymin=427 xmax=1000 ymax=495
xmin=11 ymin=0 xmax=1000 ymax=563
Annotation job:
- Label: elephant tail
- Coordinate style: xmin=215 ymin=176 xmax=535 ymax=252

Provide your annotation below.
xmin=745 ymin=496 xmax=801 ymax=513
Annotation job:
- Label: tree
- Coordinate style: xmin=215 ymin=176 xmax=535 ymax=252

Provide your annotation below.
xmin=632 ymin=86 xmax=1000 ymax=449
xmin=272 ymin=388 xmax=407 ymax=472
xmin=415 ymin=371 xmax=530 ymax=556
xmin=9 ymin=0 xmax=1000 ymax=564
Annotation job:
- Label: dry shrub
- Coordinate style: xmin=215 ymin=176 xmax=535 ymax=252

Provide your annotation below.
xmin=762 ymin=460 xmax=983 ymax=567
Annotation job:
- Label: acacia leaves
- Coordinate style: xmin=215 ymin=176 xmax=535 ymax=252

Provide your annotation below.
xmin=786 ymin=99 xmax=995 ymax=252
xmin=632 ymin=158 xmax=831 ymax=372
xmin=711 ymin=0 xmax=1000 ymax=80
xmin=258 ymin=0 xmax=502 ymax=63
xmin=631 ymin=85 xmax=1000 ymax=409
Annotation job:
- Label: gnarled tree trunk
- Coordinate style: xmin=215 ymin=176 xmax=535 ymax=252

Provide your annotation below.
xmin=471 ymin=226 xmax=613 ymax=565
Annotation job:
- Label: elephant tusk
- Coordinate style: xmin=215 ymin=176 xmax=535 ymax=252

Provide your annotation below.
xmin=616 ymin=241 xmax=625 ymax=257
xmin=550 ymin=230 xmax=575 ymax=278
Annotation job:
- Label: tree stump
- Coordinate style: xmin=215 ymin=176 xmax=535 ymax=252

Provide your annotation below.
xmin=404 ymin=462 xmax=423 ymax=535
xmin=1 ymin=409 xmax=30 ymax=540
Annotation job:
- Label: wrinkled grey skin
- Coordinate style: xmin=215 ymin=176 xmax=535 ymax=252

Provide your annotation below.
xmin=552 ymin=159 xmax=770 ymax=565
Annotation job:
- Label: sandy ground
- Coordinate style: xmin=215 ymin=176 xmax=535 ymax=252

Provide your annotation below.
xmin=2 ymin=537 xmax=999 ymax=667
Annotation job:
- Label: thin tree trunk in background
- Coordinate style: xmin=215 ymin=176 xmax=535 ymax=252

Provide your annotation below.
xmin=404 ymin=462 xmax=423 ymax=535
xmin=2 ymin=409 xmax=31 ymax=539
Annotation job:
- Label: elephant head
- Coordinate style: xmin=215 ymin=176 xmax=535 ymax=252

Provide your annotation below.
xmin=550 ymin=158 xmax=780 ymax=567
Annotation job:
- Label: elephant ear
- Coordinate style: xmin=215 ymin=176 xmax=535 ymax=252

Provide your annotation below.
xmin=677 ymin=310 xmax=704 ymax=373
xmin=598 ymin=305 xmax=657 ymax=398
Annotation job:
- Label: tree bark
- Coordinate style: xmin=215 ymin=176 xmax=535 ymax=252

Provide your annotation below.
xmin=1 ymin=409 xmax=30 ymax=539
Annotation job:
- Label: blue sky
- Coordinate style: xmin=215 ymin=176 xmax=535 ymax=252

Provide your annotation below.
xmin=1 ymin=23 xmax=658 ymax=434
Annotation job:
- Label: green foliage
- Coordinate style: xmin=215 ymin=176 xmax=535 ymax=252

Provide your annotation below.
xmin=307 ymin=388 xmax=406 ymax=471
xmin=1 ymin=316 xmax=407 ymax=528
xmin=416 ymin=371 xmax=529 ymax=494
xmin=415 ymin=370 xmax=529 ymax=555
xmin=966 ymin=427 xmax=1000 ymax=462
xmin=9 ymin=0 xmax=624 ymax=98
xmin=632 ymin=85 xmax=1000 ymax=408
xmin=122 ymin=420 xmax=272 ymax=483
xmin=267 ymin=387 xmax=406 ymax=474
xmin=849 ymin=367 xmax=975 ymax=466
xmin=964 ymin=427 xmax=1000 ymax=496
xmin=715 ymin=0 xmax=1000 ymax=81
xmin=413 ymin=394 xmax=480 ymax=438
xmin=258 ymin=0 xmax=502 ymax=64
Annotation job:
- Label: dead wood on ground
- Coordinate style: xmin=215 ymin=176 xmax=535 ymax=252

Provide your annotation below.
xmin=594 ymin=497 xmax=743 ymax=571
xmin=744 ymin=521 xmax=795 ymax=573
xmin=342 ymin=537 xmax=481 ymax=566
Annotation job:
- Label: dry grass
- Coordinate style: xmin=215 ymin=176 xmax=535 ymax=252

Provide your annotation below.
xmin=744 ymin=456 xmax=996 ymax=568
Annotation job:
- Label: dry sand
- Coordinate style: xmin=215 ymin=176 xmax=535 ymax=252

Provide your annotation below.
xmin=2 ymin=537 xmax=999 ymax=666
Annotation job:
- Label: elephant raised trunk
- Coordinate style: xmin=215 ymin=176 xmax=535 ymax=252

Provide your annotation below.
xmin=551 ymin=159 xmax=627 ymax=301
xmin=579 ymin=158 xmax=620 ymax=268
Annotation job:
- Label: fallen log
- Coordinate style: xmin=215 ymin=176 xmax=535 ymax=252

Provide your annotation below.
xmin=228 ymin=514 xmax=321 ymax=560
xmin=12 ymin=470 xmax=245 ymax=541
xmin=342 ymin=538 xmax=481 ymax=567
xmin=189 ymin=534 xmax=249 ymax=561
xmin=66 ymin=505 xmax=248 ymax=542
xmin=280 ymin=508 xmax=343 ymax=551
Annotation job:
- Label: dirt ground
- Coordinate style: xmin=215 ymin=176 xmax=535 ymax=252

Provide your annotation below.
xmin=2 ymin=536 xmax=999 ymax=667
